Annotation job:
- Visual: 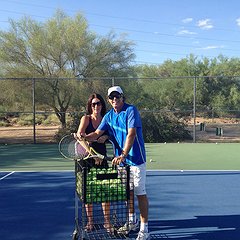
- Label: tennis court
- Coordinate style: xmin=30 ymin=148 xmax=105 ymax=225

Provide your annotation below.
xmin=1 ymin=143 xmax=240 ymax=239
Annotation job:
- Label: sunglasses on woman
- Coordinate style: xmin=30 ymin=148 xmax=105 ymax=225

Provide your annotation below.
xmin=91 ymin=101 xmax=102 ymax=107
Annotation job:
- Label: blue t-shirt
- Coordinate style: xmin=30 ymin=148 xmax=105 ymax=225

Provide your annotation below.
xmin=98 ymin=103 xmax=146 ymax=166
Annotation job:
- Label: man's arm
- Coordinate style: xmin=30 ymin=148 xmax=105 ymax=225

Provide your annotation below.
xmin=122 ymin=128 xmax=136 ymax=156
xmin=112 ymin=128 xmax=136 ymax=165
xmin=84 ymin=129 xmax=105 ymax=142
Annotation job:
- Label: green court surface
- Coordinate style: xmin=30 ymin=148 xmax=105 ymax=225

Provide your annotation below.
xmin=0 ymin=143 xmax=240 ymax=171
xmin=146 ymin=143 xmax=240 ymax=170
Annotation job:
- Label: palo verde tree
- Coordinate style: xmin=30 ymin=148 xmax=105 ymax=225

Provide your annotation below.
xmin=0 ymin=10 xmax=135 ymax=128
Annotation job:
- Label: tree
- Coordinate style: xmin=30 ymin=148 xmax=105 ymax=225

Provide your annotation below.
xmin=0 ymin=10 xmax=135 ymax=128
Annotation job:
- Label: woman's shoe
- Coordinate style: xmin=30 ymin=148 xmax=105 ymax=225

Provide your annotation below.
xmin=104 ymin=223 xmax=115 ymax=233
xmin=85 ymin=222 xmax=94 ymax=232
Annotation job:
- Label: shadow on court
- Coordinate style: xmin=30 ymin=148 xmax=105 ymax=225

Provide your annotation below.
xmin=0 ymin=171 xmax=240 ymax=239
xmin=149 ymin=216 xmax=240 ymax=239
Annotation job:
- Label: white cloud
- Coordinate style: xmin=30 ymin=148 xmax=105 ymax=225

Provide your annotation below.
xmin=197 ymin=45 xmax=224 ymax=50
xmin=182 ymin=18 xmax=193 ymax=23
xmin=236 ymin=18 xmax=240 ymax=26
xmin=177 ymin=29 xmax=197 ymax=35
xmin=197 ymin=19 xmax=213 ymax=30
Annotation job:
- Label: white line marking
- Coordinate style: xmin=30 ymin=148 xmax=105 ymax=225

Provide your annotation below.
xmin=0 ymin=171 xmax=15 ymax=180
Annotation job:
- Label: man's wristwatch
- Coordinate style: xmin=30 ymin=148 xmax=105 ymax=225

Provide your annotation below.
xmin=120 ymin=152 xmax=127 ymax=158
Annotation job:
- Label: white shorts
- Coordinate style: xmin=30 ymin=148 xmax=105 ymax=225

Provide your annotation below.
xmin=130 ymin=163 xmax=147 ymax=196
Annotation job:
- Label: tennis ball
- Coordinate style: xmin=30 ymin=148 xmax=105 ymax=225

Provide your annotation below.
xmin=109 ymin=179 xmax=114 ymax=184
xmin=117 ymin=179 xmax=121 ymax=184
xmin=88 ymin=181 xmax=94 ymax=186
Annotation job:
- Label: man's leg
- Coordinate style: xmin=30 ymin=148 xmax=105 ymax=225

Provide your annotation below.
xmin=136 ymin=194 xmax=150 ymax=239
xmin=137 ymin=194 xmax=149 ymax=224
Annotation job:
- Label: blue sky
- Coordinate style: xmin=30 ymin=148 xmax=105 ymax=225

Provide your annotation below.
xmin=1 ymin=0 xmax=240 ymax=65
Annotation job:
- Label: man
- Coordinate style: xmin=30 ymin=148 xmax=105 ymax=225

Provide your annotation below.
xmin=83 ymin=86 xmax=150 ymax=240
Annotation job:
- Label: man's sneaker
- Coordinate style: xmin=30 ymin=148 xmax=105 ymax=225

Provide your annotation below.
xmin=117 ymin=219 xmax=139 ymax=234
xmin=136 ymin=231 xmax=151 ymax=240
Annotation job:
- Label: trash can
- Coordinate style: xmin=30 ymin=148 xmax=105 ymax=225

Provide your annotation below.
xmin=219 ymin=127 xmax=223 ymax=136
xmin=216 ymin=127 xmax=223 ymax=136
xmin=200 ymin=123 xmax=205 ymax=131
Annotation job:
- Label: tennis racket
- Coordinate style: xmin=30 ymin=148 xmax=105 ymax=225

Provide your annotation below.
xmin=59 ymin=134 xmax=114 ymax=161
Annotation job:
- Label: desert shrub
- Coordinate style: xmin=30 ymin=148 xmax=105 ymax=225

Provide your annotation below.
xmin=54 ymin=112 xmax=84 ymax=141
xmin=141 ymin=112 xmax=192 ymax=143
xmin=0 ymin=121 xmax=11 ymax=127
xmin=17 ymin=114 xmax=33 ymax=126
xmin=42 ymin=114 xmax=59 ymax=125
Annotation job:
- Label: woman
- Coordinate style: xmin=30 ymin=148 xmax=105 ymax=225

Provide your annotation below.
xmin=77 ymin=93 xmax=112 ymax=233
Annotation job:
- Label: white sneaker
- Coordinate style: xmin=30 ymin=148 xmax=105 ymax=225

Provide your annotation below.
xmin=117 ymin=219 xmax=139 ymax=234
xmin=136 ymin=231 xmax=151 ymax=240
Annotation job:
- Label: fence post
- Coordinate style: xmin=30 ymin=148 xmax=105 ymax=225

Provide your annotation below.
xmin=193 ymin=76 xmax=196 ymax=143
xmin=32 ymin=78 xmax=36 ymax=144
xmin=200 ymin=122 xmax=205 ymax=131
xmin=111 ymin=77 xmax=115 ymax=86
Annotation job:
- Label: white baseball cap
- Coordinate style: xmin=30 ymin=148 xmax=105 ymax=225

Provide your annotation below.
xmin=107 ymin=86 xmax=123 ymax=96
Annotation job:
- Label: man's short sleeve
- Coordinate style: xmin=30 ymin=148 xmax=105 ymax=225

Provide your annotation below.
xmin=97 ymin=114 xmax=108 ymax=131
xmin=127 ymin=106 xmax=141 ymax=129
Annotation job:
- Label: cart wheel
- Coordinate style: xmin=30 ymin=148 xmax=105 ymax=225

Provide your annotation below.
xmin=72 ymin=229 xmax=79 ymax=240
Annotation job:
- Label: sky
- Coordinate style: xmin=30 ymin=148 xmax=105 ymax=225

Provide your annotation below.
xmin=1 ymin=0 xmax=240 ymax=65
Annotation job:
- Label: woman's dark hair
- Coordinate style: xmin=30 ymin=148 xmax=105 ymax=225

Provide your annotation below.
xmin=86 ymin=93 xmax=106 ymax=116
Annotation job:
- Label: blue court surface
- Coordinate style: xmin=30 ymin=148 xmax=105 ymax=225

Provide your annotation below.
xmin=1 ymin=170 xmax=240 ymax=240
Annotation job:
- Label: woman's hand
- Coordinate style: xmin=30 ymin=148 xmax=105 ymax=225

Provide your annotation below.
xmin=94 ymin=158 xmax=103 ymax=165
xmin=76 ymin=132 xmax=86 ymax=140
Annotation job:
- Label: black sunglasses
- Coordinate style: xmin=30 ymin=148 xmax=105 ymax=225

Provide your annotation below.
xmin=108 ymin=94 xmax=122 ymax=100
xmin=91 ymin=101 xmax=102 ymax=107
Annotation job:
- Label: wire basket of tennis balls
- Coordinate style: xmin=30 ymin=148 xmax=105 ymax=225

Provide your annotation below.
xmin=80 ymin=167 xmax=127 ymax=204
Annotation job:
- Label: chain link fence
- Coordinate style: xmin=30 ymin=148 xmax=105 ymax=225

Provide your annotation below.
xmin=0 ymin=76 xmax=240 ymax=144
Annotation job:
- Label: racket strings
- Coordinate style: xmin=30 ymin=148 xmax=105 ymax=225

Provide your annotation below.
xmin=75 ymin=142 xmax=88 ymax=158
xmin=59 ymin=135 xmax=88 ymax=160
xmin=59 ymin=135 xmax=116 ymax=162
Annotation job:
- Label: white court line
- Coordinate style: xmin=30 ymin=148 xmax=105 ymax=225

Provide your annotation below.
xmin=0 ymin=171 xmax=15 ymax=180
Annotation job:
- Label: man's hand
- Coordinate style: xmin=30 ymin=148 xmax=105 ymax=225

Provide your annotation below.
xmin=112 ymin=155 xmax=125 ymax=165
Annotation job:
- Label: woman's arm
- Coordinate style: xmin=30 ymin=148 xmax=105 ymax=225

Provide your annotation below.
xmin=77 ymin=115 xmax=89 ymax=138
